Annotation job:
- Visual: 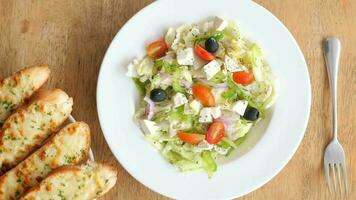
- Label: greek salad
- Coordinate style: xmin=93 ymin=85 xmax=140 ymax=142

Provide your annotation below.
xmin=126 ymin=16 xmax=276 ymax=177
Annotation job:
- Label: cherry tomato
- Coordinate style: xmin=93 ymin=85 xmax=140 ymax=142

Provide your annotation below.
xmin=232 ymin=71 xmax=254 ymax=85
xmin=192 ymin=85 xmax=215 ymax=107
xmin=206 ymin=121 xmax=225 ymax=144
xmin=177 ymin=132 xmax=205 ymax=145
xmin=194 ymin=44 xmax=215 ymax=61
xmin=146 ymin=39 xmax=168 ymax=59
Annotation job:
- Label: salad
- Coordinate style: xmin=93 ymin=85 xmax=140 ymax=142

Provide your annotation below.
xmin=126 ymin=16 xmax=276 ymax=177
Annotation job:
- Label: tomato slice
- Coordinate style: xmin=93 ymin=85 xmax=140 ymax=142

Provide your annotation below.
xmin=177 ymin=132 xmax=205 ymax=145
xmin=146 ymin=39 xmax=168 ymax=59
xmin=192 ymin=85 xmax=215 ymax=107
xmin=232 ymin=71 xmax=254 ymax=85
xmin=206 ymin=121 xmax=225 ymax=144
xmin=194 ymin=44 xmax=215 ymax=61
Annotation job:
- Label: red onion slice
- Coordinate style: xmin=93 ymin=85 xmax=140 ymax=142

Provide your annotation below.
xmin=144 ymin=96 xmax=155 ymax=120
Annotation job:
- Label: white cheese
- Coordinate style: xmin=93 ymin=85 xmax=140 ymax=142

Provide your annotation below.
xmin=211 ymin=106 xmax=222 ymax=119
xmin=224 ymin=56 xmax=242 ymax=72
xmin=183 ymin=26 xmax=200 ymax=47
xmin=184 ymin=100 xmax=202 ymax=115
xmin=232 ymin=100 xmax=248 ymax=116
xmin=140 ymin=120 xmax=159 ymax=135
xmin=181 ymin=67 xmax=193 ymax=83
xmin=199 ymin=108 xmax=213 ymax=123
xmin=125 ymin=60 xmax=138 ymax=77
xmin=201 ymin=20 xmax=214 ymax=33
xmin=165 ymin=28 xmax=176 ymax=47
xmin=177 ymin=48 xmax=195 ymax=66
xmin=171 ymin=25 xmax=191 ymax=50
xmin=193 ymin=140 xmax=214 ymax=152
xmin=203 ymin=60 xmax=221 ymax=80
xmin=214 ymin=16 xmax=228 ymax=31
xmin=190 ymin=100 xmax=202 ymax=114
xmin=172 ymin=92 xmax=188 ymax=108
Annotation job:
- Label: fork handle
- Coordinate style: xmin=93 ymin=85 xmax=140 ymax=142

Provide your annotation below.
xmin=323 ymin=37 xmax=340 ymax=140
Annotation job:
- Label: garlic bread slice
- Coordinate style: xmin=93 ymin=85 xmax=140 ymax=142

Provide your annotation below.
xmin=0 ymin=89 xmax=73 ymax=170
xmin=20 ymin=161 xmax=117 ymax=200
xmin=0 ymin=122 xmax=90 ymax=200
xmin=0 ymin=65 xmax=50 ymax=123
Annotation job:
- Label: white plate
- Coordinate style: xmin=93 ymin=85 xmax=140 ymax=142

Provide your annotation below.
xmin=96 ymin=0 xmax=311 ymax=199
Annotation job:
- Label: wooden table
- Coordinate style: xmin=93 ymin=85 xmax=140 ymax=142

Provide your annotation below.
xmin=0 ymin=0 xmax=355 ymax=199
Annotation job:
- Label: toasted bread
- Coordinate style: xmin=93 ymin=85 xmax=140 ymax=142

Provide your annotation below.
xmin=0 ymin=89 xmax=73 ymax=170
xmin=0 ymin=122 xmax=91 ymax=200
xmin=20 ymin=161 xmax=117 ymax=200
xmin=0 ymin=65 xmax=50 ymax=123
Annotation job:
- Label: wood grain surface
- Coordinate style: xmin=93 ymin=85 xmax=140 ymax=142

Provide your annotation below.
xmin=0 ymin=0 xmax=355 ymax=199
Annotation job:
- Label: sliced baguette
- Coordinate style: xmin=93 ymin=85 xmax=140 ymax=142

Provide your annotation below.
xmin=0 ymin=65 xmax=50 ymax=123
xmin=0 ymin=89 xmax=73 ymax=170
xmin=20 ymin=161 xmax=117 ymax=200
xmin=0 ymin=122 xmax=91 ymax=200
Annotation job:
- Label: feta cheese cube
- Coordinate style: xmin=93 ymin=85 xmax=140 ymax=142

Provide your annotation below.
xmin=190 ymin=100 xmax=202 ymax=114
xmin=171 ymin=25 xmax=191 ymax=50
xmin=139 ymin=120 xmax=159 ymax=135
xmin=211 ymin=106 xmax=222 ymax=119
xmin=201 ymin=20 xmax=214 ymax=33
xmin=172 ymin=92 xmax=188 ymax=108
xmin=177 ymin=48 xmax=195 ymax=66
xmin=224 ymin=56 xmax=242 ymax=72
xmin=165 ymin=28 xmax=176 ymax=47
xmin=203 ymin=60 xmax=221 ymax=80
xmin=193 ymin=140 xmax=214 ymax=152
xmin=125 ymin=62 xmax=138 ymax=77
xmin=199 ymin=108 xmax=213 ymax=123
xmin=232 ymin=100 xmax=248 ymax=116
xmin=197 ymin=140 xmax=214 ymax=150
xmin=214 ymin=16 xmax=228 ymax=31
xmin=184 ymin=100 xmax=202 ymax=115
xmin=183 ymin=27 xmax=200 ymax=47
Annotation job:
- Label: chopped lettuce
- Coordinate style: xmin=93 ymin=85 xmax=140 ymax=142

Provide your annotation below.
xmin=132 ymin=78 xmax=147 ymax=95
xmin=193 ymin=31 xmax=224 ymax=42
xmin=201 ymin=151 xmax=217 ymax=177
xmin=130 ymin=17 xmax=276 ymax=178
xmin=220 ymin=137 xmax=238 ymax=149
xmin=209 ymin=71 xmax=226 ymax=83
xmin=222 ymin=21 xmax=240 ymax=41
xmin=172 ymin=80 xmax=186 ymax=93
xmin=225 ymin=76 xmax=265 ymax=117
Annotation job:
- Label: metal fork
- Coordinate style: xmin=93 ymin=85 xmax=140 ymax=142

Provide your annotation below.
xmin=323 ymin=37 xmax=348 ymax=195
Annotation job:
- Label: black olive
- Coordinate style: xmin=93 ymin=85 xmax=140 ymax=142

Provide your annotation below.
xmin=204 ymin=37 xmax=219 ymax=53
xmin=150 ymin=89 xmax=167 ymax=102
xmin=243 ymin=107 xmax=259 ymax=121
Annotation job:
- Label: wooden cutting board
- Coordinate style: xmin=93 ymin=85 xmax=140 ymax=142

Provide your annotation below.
xmin=0 ymin=0 xmax=355 ymax=199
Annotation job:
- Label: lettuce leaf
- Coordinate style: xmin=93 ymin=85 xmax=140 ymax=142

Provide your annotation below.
xmin=226 ymin=76 xmax=265 ymax=117
xmin=193 ymin=31 xmax=224 ymax=42
xmin=201 ymin=151 xmax=217 ymax=177
xmin=132 ymin=78 xmax=147 ymax=95
xmin=172 ymin=80 xmax=186 ymax=93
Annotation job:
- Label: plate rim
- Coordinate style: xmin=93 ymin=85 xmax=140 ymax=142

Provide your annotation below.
xmin=96 ymin=0 xmax=311 ymax=199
